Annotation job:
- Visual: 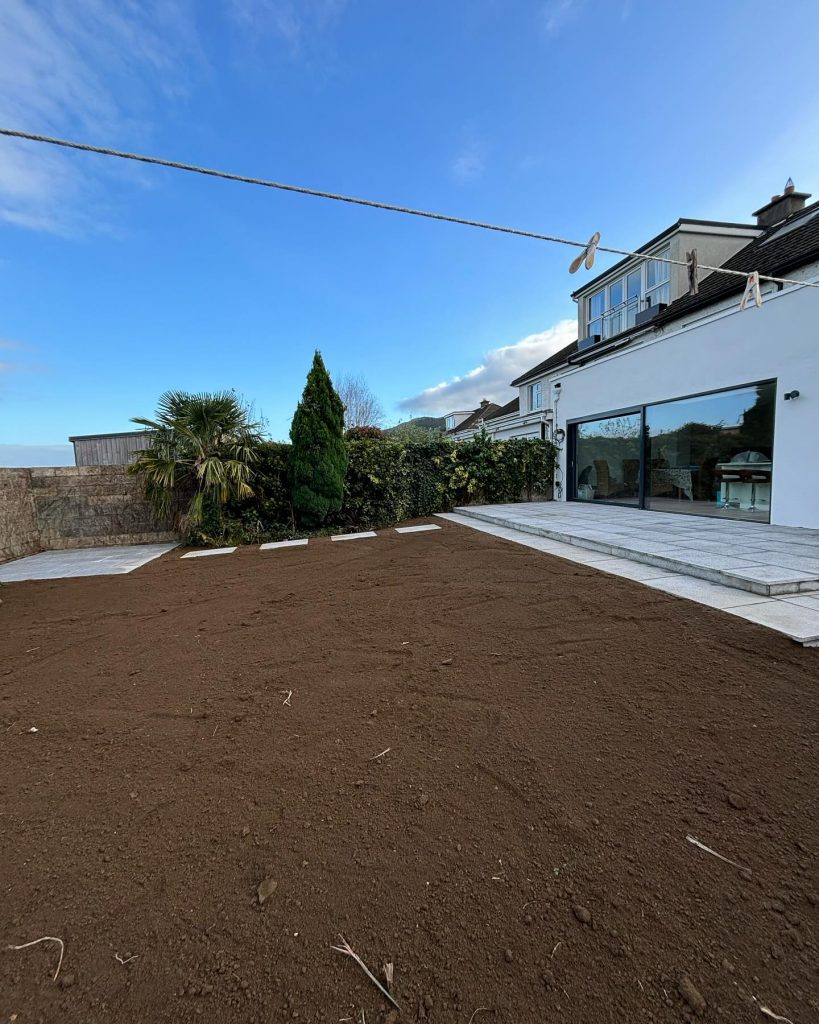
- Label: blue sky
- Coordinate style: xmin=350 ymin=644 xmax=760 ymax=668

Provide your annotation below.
xmin=2 ymin=0 xmax=819 ymax=465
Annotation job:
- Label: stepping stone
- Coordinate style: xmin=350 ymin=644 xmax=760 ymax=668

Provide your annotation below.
xmin=181 ymin=547 xmax=237 ymax=558
xmin=260 ymin=539 xmax=308 ymax=550
xmin=331 ymin=531 xmax=377 ymax=541
xmin=395 ymin=525 xmax=441 ymax=534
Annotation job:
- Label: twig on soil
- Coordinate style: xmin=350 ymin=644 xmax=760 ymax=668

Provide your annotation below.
xmin=467 ymin=1008 xmax=488 ymax=1024
xmin=212 ymin=724 xmax=218 ymax=737
xmin=686 ymin=834 xmax=749 ymax=872
xmin=330 ymin=936 xmax=400 ymax=1011
xmin=758 ymin=1002 xmax=795 ymax=1024
xmin=383 ymin=962 xmax=394 ymax=989
xmin=282 ymin=690 xmax=293 ymax=707
xmin=7 ymin=936 xmax=65 ymax=980
xmin=550 ymin=941 xmax=563 ymax=959
xmin=114 ymin=953 xmax=138 ymax=965
xmin=369 ymin=748 xmax=391 ymax=761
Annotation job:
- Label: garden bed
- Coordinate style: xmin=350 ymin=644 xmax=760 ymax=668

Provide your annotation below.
xmin=1 ymin=521 xmax=817 ymax=1023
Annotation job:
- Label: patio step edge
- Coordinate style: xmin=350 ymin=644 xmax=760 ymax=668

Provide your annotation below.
xmin=450 ymin=506 xmax=819 ymax=598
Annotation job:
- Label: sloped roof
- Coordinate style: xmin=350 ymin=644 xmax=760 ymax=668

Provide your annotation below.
xmin=484 ymin=396 xmax=519 ymax=421
xmin=654 ymin=201 xmax=819 ymax=324
xmin=447 ymin=402 xmax=502 ymax=434
xmin=510 ymin=339 xmax=578 ymax=387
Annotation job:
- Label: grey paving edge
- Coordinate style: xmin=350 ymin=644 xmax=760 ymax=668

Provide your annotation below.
xmin=437 ymin=512 xmax=819 ymax=646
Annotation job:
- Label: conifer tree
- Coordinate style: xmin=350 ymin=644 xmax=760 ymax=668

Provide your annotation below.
xmin=289 ymin=351 xmax=347 ymax=525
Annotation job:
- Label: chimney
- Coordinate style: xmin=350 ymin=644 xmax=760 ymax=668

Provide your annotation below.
xmin=753 ymin=178 xmax=811 ymax=228
xmin=479 ymin=398 xmax=490 ymax=409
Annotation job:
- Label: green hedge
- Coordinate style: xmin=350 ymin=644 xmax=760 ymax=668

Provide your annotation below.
xmin=188 ymin=433 xmax=557 ymax=545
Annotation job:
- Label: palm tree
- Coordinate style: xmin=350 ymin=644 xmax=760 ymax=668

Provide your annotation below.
xmin=129 ymin=390 xmax=262 ymax=530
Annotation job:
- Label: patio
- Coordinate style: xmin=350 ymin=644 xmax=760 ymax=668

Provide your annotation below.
xmin=441 ymin=502 xmax=819 ymax=645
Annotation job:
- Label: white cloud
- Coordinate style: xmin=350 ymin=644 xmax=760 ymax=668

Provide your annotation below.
xmin=228 ymin=0 xmax=348 ymax=53
xmin=0 ymin=0 xmax=203 ymax=234
xmin=398 ymin=318 xmax=576 ymax=414
xmin=541 ymin=0 xmax=579 ymax=34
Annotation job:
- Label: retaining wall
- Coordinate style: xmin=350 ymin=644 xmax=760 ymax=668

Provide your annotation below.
xmin=0 ymin=466 xmax=176 ymax=562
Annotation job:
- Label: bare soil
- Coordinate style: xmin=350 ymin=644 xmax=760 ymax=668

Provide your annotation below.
xmin=1 ymin=520 xmax=817 ymax=1024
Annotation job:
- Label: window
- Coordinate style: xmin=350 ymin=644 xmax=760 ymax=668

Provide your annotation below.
xmin=585 ymin=246 xmax=672 ymax=340
xmin=645 ymin=382 xmax=774 ymax=522
xmin=587 ymin=290 xmax=605 ymax=339
xmin=573 ymin=413 xmax=641 ymax=506
xmin=445 ymin=415 xmax=455 ymax=430
xmin=528 ymin=381 xmax=543 ymax=411
xmin=645 ymin=247 xmax=671 ymax=307
xmin=570 ymin=381 xmax=775 ymax=523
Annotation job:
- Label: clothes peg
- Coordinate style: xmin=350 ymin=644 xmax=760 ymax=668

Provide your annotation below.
xmin=569 ymin=231 xmax=600 ymax=273
xmin=739 ymin=270 xmax=762 ymax=311
xmin=686 ymin=248 xmax=699 ymax=295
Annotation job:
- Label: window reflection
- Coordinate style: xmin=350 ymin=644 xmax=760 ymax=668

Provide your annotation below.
xmin=645 ymin=383 xmax=774 ymax=522
xmin=575 ymin=413 xmax=641 ymax=506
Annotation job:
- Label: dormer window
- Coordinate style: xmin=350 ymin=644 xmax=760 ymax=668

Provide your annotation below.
xmin=585 ymin=247 xmax=671 ymax=341
xmin=445 ymin=415 xmax=455 ymax=430
xmin=528 ymin=381 xmax=542 ymax=411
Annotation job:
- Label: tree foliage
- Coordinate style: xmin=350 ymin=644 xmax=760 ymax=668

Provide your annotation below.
xmin=289 ymin=351 xmax=348 ymax=525
xmin=129 ymin=390 xmax=262 ymax=530
xmin=198 ymin=432 xmax=558 ymax=543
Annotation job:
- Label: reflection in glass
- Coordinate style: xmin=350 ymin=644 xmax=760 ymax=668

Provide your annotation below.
xmin=645 ymin=382 xmax=774 ymax=522
xmin=575 ymin=413 xmax=641 ymax=505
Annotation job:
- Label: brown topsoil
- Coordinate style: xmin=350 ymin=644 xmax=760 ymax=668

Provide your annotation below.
xmin=1 ymin=520 xmax=817 ymax=1024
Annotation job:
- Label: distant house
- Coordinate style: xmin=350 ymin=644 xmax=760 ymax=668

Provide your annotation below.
xmin=445 ymin=399 xmax=501 ymax=440
xmin=69 ymin=430 xmax=153 ymax=467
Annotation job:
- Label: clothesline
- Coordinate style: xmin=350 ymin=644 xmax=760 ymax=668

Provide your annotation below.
xmin=1 ymin=127 xmax=818 ymax=300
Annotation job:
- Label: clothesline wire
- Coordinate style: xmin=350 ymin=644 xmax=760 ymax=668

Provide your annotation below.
xmin=2 ymin=127 xmax=818 ymax=291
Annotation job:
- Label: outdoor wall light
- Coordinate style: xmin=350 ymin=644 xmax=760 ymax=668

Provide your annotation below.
xmin=784 ymin=390 xmax=801 ymax=400
xmin=554 ymin=428 xmax=566 ymax=444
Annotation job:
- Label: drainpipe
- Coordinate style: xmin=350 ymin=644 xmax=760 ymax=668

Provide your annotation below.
xmin=552 ymin=384 xmax=564 ymax=499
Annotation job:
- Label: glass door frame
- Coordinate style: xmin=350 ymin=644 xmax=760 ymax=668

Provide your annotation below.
xmin=567 ymin=405 xmax=646 ymax=509
xmin=566 ymin=378 xmax=777 ymax=519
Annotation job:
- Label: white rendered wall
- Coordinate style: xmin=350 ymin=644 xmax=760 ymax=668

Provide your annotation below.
xmin=552 ymin=278 xmax=819 ymax=528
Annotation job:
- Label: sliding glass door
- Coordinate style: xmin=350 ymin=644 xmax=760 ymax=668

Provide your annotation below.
xmin=574 ymin=412 xmax=641 ymax=506
xmin=645 ymin=382 xmax=775 ymax=521
xmin=570 ymin=381 xmax=775 ymax=522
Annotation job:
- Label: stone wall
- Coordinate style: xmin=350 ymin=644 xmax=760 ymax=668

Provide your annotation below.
xmin=0 ymin=470 xmax=40 ymax=562
xmin=0 ymin=467 xmax=176 ymax=562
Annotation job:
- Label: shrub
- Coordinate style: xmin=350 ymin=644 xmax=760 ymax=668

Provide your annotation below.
xmin=289 ymin=352 xmax=348 ymax=526
xmin=344 ymin=425 xmax=385 ymax=441
xmin=187 ymin=431 xmax=557 ymax=544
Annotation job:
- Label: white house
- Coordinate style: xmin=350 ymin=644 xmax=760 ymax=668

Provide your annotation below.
xmin=449 ymin=182 xmax=819 ymax=529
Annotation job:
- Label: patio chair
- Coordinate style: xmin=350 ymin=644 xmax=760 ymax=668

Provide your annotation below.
xmin=622 ymin=458 xmax=640 ymax=497
xmin=593 ymin=460 xmax=622 ymax=499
